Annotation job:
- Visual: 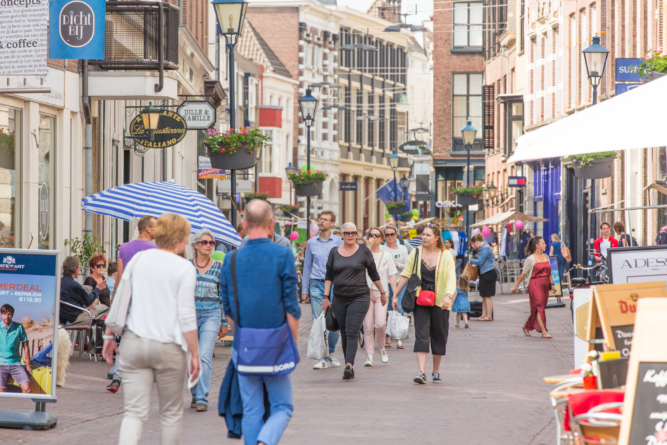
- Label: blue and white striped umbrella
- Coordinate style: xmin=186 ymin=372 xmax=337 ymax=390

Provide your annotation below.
xmin=81 ymin=181 xmax=242 ymax=247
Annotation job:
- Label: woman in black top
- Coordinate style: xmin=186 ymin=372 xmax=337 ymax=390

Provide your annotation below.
xmin=322 ymin=222 xmax=385 ymax=380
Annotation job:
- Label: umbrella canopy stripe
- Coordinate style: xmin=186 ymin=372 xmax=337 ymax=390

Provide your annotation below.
xmin=81 ymin=181 xmax=242 ymax=246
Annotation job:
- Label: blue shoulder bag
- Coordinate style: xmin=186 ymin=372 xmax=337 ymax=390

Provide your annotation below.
xmin=230 ymin=250 xmax=299 ymax=377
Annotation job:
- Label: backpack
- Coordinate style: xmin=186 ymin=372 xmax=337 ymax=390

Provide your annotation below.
xmin=621 ymin=234 xmax=639 ymax=247
xmin=560 ymin=245 xmax=572 ymax=262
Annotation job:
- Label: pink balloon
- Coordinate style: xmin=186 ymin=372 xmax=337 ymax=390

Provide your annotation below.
xmin=289 ymin=231 xmax=299 ymax=241
xmin=471 ymin=228 xmax=481 ymax=237
xmin=515 ymin=220 xmax=524 ymax=230
xmin=482 ymin=225 xmax=491 ymax=237
xmin=310 ymin=222 xmax=320 ymax=236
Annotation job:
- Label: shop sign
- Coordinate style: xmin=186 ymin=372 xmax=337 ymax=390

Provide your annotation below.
xmin=39 ymin=182 xmax=49 ymax=240
xmin=615 ymin=58 xmax=645 ymax=82
xmin=49 ymin=0 xmax=104 ymax=59
xmin=615 ymin=83 xmax=642 ymax=96
xmin=435 ymin=200 xmax=462 ymax=208
xmin=416 ymin=174 xmax=430 ymax=201
xmin=0 ymin=0 xmax=48 ymax=75
xmin=508 ymin=176 xmax=526 ymax=187
xmin=129 ymin=110 xmax=187 ymax=148
xmin=339 ymin=181 xmax=357 ymax=191
xmin=177 ymin=101 xmax=216 ymax=130
xmin=198 ymin=156 xmax=225 ymax=179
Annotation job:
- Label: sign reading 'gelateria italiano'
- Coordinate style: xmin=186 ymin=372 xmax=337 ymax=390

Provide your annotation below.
xmin=130 ymin=110 xmax=187 ymax=148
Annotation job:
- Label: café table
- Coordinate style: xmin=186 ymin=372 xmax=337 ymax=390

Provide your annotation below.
xmin=543 ymin=374 xmax=580 ymax=384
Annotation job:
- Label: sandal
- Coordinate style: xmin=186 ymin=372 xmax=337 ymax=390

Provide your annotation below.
xmin=522 ymin=326 xmax=531 ymax=337
xmin=396 ymin=341 xmax=405 ymax=349
xmin=455 ymin=324 xmax=460 ymax=328
xmin=541 ymin=333 xmax=553 ymax=339
xmin=385 ymin=339 xmax=392 ymax=348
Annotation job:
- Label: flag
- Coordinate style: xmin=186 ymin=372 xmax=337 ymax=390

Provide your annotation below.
xmin=376 ymin=179 xmax=411 ymax=212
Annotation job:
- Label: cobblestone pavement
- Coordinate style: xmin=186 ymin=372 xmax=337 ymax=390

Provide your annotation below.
xmin=0 ymin=290 xmax=574 ymax=445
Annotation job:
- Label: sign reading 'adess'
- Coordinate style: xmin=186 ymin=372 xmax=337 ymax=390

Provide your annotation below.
xmin=49 ymin=0 xmax=105 ymax=59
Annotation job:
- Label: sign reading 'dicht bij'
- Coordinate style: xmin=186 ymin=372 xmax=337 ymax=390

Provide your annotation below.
xmin=49 ymin=0 xmax=105 ymax=59
xmin=0 ymin=0 xmax=48 ymax=76
xmin=130 ymin=110 xmax=187 ymax=148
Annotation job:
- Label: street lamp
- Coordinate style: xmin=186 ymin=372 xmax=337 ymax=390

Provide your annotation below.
xmin=139 ymin=102 xmax=161 ymax=141
xmin=298 ymin=88 xmax=319 ymax=240
xmin=389 ymin=149 xmax=400 ymax=202
xmin=399 ymin=174 xmax=410 ymax=190
xmin=583 ymin=36 xmax=609 ymax=105
xmin=285 ymin=162 xmax=296 ymax=205
xmin=211 ymin=0 xmax=248 ymax=229
xmin=460 ymin=119 xmax=477 ymax=256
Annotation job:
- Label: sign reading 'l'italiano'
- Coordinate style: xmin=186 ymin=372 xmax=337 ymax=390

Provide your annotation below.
xmin=130 ymin=110 xmax=187 ymax=148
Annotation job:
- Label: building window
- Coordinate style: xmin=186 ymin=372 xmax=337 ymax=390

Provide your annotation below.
xmin=0 ymin=106 xmax=21 ymax=248
xmin=452 ymin=73 xmax=483 ymax=150
xmin=356 ymin=90 xmax=363 ymax=145
xmin=453 ymin=2 xmax=483 ymax=49
xmin=397 ymin=112 xmax=406 ymax=146
xmin=38 ymin=114 xmax=55 ymax=250
xmin=259 ymin=129 xmax=274 ymax=174
xmin=505 ymin=101 xmax=524 ymax=157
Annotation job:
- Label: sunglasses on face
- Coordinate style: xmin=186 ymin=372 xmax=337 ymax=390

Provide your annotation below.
xmin=385 ymin=232 xmax=396 ymax=237
xmin=343 ymin=232 xmax=356 ymax=237
xmin=94 ymin=264 xmax=106 ymax=269
xmin=424 ymin=223 xmax=439 ymax=229
xmin=197 ymin=240 xmax=215 ymax=247
xmin=369 ymin=233 xmax=382 ymax=238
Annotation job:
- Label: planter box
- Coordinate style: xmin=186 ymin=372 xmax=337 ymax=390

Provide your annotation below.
xmin=648 ymin=72 xmax=667 ymax=81
xmin=456 ymin=194 xmax=482 ymax=207
xmin=295 ymin=180 xmax=323 ymax=197
xmin=209 ymin=147 xmax=256 ymax=170
xmin=400 ymin=214 xmax=412 ymax=223
xmin=573 ymin=157 xmax=614 ymax=180
xmin=387 ymin=203 xmax=406 ymax=216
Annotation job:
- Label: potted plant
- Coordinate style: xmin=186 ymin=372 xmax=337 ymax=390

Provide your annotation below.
xmin=386 ymin=201 xmax=407 ymax=216
xmin=203 ymin=126 xmax=270 ymax=170
xmin=0 ymin=128 xmax=15 ymax=169
xmin=634 ymin=48 xmax=667 ymax=80
xmin=280 ymin=204 xmax=301 ymax=216
xmin=453 ymin=185 xmax=484 ymax=207
xmin=288 ymin=170 xmax=328 ymax=196
xmin=243 ymin=192 xmax=270 ymax=203
xmin=564 ymin=151 xmax=617 ymax=179
xmin=400 ymin=212 xmax=412 ymax=222
xmin=581 ymin=351 xmax=599 ymax=390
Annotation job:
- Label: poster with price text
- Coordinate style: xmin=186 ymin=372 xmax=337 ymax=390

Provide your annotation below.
xmin=0 ymin=249 xmax=60 ymax=400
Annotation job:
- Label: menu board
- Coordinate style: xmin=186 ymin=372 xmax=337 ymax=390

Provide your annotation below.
xmin=627 ymin=362 xmax=667 ymax=444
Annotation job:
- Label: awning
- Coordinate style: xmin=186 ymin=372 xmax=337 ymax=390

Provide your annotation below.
xmin=471 ymin=210 xmax=548 ymax=228
xmin=509 ymin=75 xmax=667 ymax=163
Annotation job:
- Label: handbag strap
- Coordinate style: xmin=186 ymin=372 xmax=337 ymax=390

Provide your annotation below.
xmin=372 ymin=251 xmax=384 ymax=290
xmin=231 ymin=250 xmax=240 ymax=328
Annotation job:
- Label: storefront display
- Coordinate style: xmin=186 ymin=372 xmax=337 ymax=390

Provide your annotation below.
xmin=38 ymin=115 xmax=55 ymax=250
xmin=0 ymin=107 xmax=20 ymax=248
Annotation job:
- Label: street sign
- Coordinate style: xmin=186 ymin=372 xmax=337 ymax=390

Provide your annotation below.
xmin=177 ymin=101 xmax=216 ymax=130
xmin=129 ymin=110 xmax=187 ymax=148
xmin=340 ymin=181 xmax=358 ymax=191
xmin=616 ymin=83 xmax=643 ymax=96
xmin=615 ymin=58 xmax=646 ymax=82
xmin=508 ymin=176 xmax=526 ymax=187
xmin=49 ymin=0 xmax=106 ymax=60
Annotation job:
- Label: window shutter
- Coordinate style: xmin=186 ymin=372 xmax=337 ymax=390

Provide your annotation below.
xmin=483 ymin=85 xmax=495 ymax=150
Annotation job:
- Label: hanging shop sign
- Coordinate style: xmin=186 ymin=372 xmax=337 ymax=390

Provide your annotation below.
xmin=398 ymin=140 xmax=430 ymax=156
xmin=0 ymin=0 xmax=48 ymax=75
xmin=129 ymin=110 xmax=187 ymax=148
xmin=339 ymin=182 xmax=358 ymax=191
xmin=508 ymin=176 xmax=526 ymax=187
xmin=416 ymin=174 xmax=430 ymax=201
xmin=48 ymin=0 xmax=105 ymax=59
xmin=177 ymin=101 xmax=216 ymax=130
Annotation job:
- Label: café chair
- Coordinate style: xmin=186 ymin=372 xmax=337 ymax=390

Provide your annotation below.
xmin=61 ymin=301 xmax=93 ymax=358
xmin=550 ymin=378 xmax=584 ymax=445
xmin=567 ymin=392 xmax=624 ymax=445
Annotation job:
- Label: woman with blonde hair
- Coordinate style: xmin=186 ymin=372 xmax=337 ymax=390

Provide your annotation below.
xmin=102 ymin=213 xmax=200 ymax=444
xmin=548 ymin=233 xmax=567 ymax=282
xmin=469 ymin=233 xmax=496 ymax=321
xmin=393 ymin=223 xmax=456 ymax=384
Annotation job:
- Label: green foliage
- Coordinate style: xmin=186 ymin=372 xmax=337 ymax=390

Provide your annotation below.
xmin=281 ymin=205 xmax=301 ymax=214
xmin=452 ymin=185 xmax=485 ymax=197
xmin=563 ymin=151 xmax=617 ymax=168
xmin=0 ymin=128 xmax=15 ymax=151
xmin=385 ymin=201 xmax=406 ymax=210
xmin=287 ymin=170 xmax=328 ymax=186
xmin=203 ymin=126 xmax=271 ymax=155
xmin=633 ymin=49 xmax=667 ymax=77
xmin=244 ymin=192 xmax=269 ymax=201
xmin=64 ymin=234 xmax=110 ymax=272
xmin=401 ymin=212 xmax=412 ymax=218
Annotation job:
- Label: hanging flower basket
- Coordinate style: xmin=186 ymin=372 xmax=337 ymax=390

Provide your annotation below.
xmin=203 ymin=127 xmax=270 ymax=171
xmin=456 ymin=193 xmax=482 ymax=207
xmin=295 ymin=180 xmax=324 ymax=197
xmin=648 ymin=71 xmax=667 ymax=80
xmin=386 ymin=201 xmax=406 ymax=216
xmin=400 ymin=212 xmax=412 ymax=222
xmin=210 ymin=148 xmax=256 ymax=170
xmin=565 ymin=152 xmax=617 ymax=180
xmin=288 ymin=170 xmax=327 ymax=197
xmin=243 ymin=192 xmax=270 ymax=204
xmin=280 ymin=205 xmax=301 ymax=216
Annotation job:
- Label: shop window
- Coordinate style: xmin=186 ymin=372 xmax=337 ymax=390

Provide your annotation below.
xmin=397 ymin=112 xmax=406 ymax=145
xmin=453 ymin=2 xmax=483 ymax=49
xmin=38 ymin=114 xmax=55 ymax=250
xmin=0 ymin=107 xmax=20 ymax=248
xmin=259 ymin=129 xmax=274 ymax=174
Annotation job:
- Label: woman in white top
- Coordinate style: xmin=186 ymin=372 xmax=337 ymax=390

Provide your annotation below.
xmin=381 ymin=224 xmax=409 ymax=349
xmin=102 ymin=213 xmax=201 ymax=445
xmin=363 ymin=227 xmax=397 ymax=366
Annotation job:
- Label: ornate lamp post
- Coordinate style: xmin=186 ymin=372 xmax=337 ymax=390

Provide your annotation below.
xmin=285 ymin=162 xmax=296 ymax=206
xmin=298 ymin=88 xmax=319 ymax=240
xmin=460 ymin=119 xmax=478 ymax=254
xmin=583 ymin=36 xmax=609 ymax=105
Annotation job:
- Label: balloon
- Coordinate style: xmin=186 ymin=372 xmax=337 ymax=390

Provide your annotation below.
xmin=411 ymin=208 xmax=419 ymax=216
xmin=389 ymin=217 xmax=394 ymax=222
xmin=210 ymin=251 xmax=225 ymax=262
xmin=482 ymin=225 xmax=491 ymax=237
xmin=471 ymin=228 xmax=481 ymax=237
xmin=289 ymin=231 xmax=299 ymax=241
xmin=412 ymin=216 xmax=418 ymax=221
xmin=310 ymin=222 xmax=319 ymax=235
xmin=300 ymin=164 xmax=309 ymax=172
xmin=515 ymin=220 xmax=524 ymax=230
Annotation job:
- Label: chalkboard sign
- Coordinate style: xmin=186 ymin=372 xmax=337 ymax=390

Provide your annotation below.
xmin=627 ymin=362 xmax=667 ymax=444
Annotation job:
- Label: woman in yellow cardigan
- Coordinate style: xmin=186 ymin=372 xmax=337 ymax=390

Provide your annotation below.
xmin=393 ymin=223 xmax=457 ymax=384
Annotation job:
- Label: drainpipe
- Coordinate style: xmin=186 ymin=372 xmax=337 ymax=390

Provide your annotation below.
xmin=82 ymin=60 xmax=92 ymax=277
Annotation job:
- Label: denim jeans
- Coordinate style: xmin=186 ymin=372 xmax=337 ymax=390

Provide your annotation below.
xmin=190 ymin=309 xmax=221 ymax=405
xmin=387 ymin=283 xmax=407 ymax=316
xmin=238 ymin=372 xmax=293 ymax=445
xmin=309 ymin=280 xmax=339 ymax=357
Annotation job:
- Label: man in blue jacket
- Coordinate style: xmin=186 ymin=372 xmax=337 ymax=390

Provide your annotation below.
xmin=221 ymin=199 xmax=301 ymax=445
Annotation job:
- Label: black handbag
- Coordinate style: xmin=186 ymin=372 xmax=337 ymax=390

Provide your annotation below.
xmin=401 ymin=248 xmax=422 ymax=313
xmin=325 ymin=306 xmax=338 ymax=332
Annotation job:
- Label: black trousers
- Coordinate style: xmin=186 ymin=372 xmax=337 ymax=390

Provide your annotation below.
xmin=413 ymin=304 xmax=450 ymax=355
xmin=332 ymin=293 xmax=370 ymax=366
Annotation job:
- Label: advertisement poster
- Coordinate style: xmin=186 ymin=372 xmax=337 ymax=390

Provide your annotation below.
xmin=48 ymin=0 xmax=106 ymax=60
xmin=198 ymin=156 xmax=226 ymax=179
xmin=0 ymin=249 xmax=60 ymax=400
xmin=0 ymin=0 xmax=48 ymax=76
xmin=608 ymin=245 xmax=667 ymax=284
xmin=549 ymin=255 xmax=562 ymax=298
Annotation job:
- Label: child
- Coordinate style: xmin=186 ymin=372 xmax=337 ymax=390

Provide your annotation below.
xmin=452 ymin=275 xmax=471 ymax=328
xmin=107 ymin=261 xmax=118 ymax=296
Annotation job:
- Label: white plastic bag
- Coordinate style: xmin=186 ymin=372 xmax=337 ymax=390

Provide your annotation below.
xmin=386 ymin=311 xmax=410 ymax=340
xmin=307 ymin=314 xmax=328 ymax=360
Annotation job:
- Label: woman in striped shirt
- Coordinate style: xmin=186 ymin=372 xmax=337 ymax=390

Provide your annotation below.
xmin=189 ymin=229 xmax=228 ymax=412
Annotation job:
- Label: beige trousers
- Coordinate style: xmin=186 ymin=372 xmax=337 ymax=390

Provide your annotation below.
xmin=73 ymin=302 xmax=108 ymax=323
xmin=118 ymin=331 xmax=187 ymax=445
xmin=363 ymin=289 xmax=388 ymax=356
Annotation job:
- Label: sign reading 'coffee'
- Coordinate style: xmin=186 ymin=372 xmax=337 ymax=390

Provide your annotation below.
xmin=628 ymin=362 xmax=667 ymax=445
xmin=130 ymin=111 xmax=187 ymax=148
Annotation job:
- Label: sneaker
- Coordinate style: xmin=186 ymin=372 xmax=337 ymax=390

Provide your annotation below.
xmin=343 ymin=365 xmax=355 ymax=380
xmin=432 ymin=372 xmax=442 ymax=383
xmin=191 ymin=397 xmax=197 ymax=409
xmin=106 ymin=379 xmax=121 ymax=393
xmin=328 ymin=354 xmax=341 ymax=368
xmin=380 ymin=349 xmax=389 ymax=363
xmin=364 ymin=355 xmax=374 ymax=367
xmin=413 ymin=373 xmax=426 ymax=384
xmin=313 ymin=359 xmax=328 ymax=370
xmin=196 ymin=403 xmax=208 ymax=412
xmin=107 ymin=372 xmax=113 ymax=380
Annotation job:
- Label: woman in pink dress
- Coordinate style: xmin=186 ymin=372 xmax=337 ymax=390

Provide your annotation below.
xmin=511 ymin=237 xmax=556 ymax=338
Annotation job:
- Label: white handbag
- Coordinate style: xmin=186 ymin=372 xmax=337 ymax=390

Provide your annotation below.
xmin=105 ymin=251 xmax=144 ymax=336
xmin=387 ymin=310 xmax=410 ymax=340
xmin=306 ymin=314 xmax=328 ymax=360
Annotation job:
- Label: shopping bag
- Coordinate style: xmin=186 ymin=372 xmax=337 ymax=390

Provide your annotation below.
xmin=306 ymin=314 xmax=328 ymax=360
xmin=386 ymin=311 xmax=410 ymax=340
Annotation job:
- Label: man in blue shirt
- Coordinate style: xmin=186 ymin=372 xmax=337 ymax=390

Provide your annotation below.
xmin=220 ymin=199 xmax=301 ymax=445
xmin=301 ymin=210 xmax=342 ymax=369
xmin=0 ymin=304 xmax=31 ymax=393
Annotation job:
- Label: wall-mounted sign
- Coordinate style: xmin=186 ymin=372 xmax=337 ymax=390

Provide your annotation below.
xmin=508 ymin=176 xmax=526 ymax=187
xmin=0 ymin=0 xmax=48 ymax=75
xmin=615 ymin=58 xmax=646 ymax=82
xmin=416 ymin=175 xmax=430 ymax=201
xmin=130 ymin=110 xmax=187 ymax=148
xmin=48 ymin=0 xmax=105 ymax=60
xmin=177 ymin=101 xmax=216 ymax=130
xmin=608 ymin=245 xmax=667 ymax=284
xmin=198 ymin=156 xmax=225 ymax=179
xmin=340 ymin=181 xmax=357 ymax=191
xmin=398 ymin=140 xmax=429 ymax=156
xmin=435 ymin=201 xmax=462 ymax=208
xmin=615 ymin=83 xmax=642 ymax=96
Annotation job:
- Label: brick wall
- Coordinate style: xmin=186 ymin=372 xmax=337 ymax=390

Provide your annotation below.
xmin=181 ymin=0 xmax=209 ymax=56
